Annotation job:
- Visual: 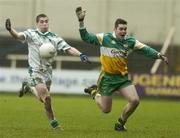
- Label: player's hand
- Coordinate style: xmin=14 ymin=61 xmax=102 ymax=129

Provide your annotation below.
xmin=76 ymin=7 xmax=85 ymax=22
xmin=80 ymin=53 xmax=91 ymax=64
xmin=159 ymin=54 xmax=168 ymax=65
xmin=5 ymin=18 xmax=11 ymax=31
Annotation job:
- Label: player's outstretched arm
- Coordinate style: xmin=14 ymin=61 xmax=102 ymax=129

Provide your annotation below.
xmin=5 ymin=18 xmax=25 ymax=41
xmin=75 ymin=7 xmax=101 ymax=46
xmin=66 ymin=47 xmax=91 ymax=64
xmin=134 ymin=41 xmax=168 ymax=65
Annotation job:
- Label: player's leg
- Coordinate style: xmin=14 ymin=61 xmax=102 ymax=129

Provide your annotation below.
xmin=19 ymin=79 xmax=32 ymax=97
xmin=19 ymin=67 xmax=34 ymax=97
xmin=84 ymin=72 xmax=114 ymax=113
xmin=28 ymin=75 xmax=62 ymax=129
xmin=115 ymin=85 xmax=139 ymax=131
xmin=95 ymin=95 xmax=112 ymax=113
xmin=35 ymin=83 xmax=63 ymax=129
xmin=84 ymin=85 xmax=112 ymax=113
xmin=35 ymin=83 xmax=53 ymax=118
xmin=33 ymin=71 xmax=63 ymax=129
xmin=18 ymin=78 xmax=46 ymax=98
xmin=84 ymin=84 xmax=98 ymax=98
xmin=18 ymin=69 xmax=62 ymax=129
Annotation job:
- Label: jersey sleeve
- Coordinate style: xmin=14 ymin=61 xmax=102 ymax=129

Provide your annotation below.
xmin=56 ymin=37 xmax=71 ymax=52
xmin=79 ymin=28 xmax=102 ymax=46
xmin=22 ymin=29 xmax=32 ymax=43
xmin=134 ymin=40 xmax=159 ymax=59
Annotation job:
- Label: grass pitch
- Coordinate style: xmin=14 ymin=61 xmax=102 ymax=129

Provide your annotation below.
xmin=0 ymin=93 xmax=180 ymax=138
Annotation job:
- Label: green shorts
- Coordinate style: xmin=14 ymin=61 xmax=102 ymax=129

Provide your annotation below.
xmin=97 ymin=72 xmax=132 ymax=96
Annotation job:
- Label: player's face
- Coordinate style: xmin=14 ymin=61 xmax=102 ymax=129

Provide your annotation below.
xmin=114 ymin=24 xmax=127 ymax=41
xmin=36 ymin=17 xmax=49 ymax=33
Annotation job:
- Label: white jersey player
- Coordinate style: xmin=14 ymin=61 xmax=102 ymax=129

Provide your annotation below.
xmin=5 ymin=14 xmax=90 ymax=129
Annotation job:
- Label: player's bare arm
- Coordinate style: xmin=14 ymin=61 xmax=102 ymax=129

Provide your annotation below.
xmin=66 ymin=47 xmax=91 ymax=63
xmin=66 ymin=47 xmax=81 ymax=56
xmin=5 ymin=18 xmax=25 ymax=41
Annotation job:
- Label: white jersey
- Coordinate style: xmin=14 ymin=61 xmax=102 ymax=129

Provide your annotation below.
xmin=22 ymin=29 xmax=71 ymax=71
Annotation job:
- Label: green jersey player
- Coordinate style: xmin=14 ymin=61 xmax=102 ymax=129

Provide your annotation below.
xmin=76 ymin=7 xmax=168 ymax=131
xmin=5 ymin=14 xmax=90 ymax=129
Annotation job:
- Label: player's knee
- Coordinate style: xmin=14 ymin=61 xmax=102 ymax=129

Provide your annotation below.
xmin=36 ymin=84 xmax=49 ymax=102
xmin=131 ymin=98 xmax=140 ymax=107
xmin=40 ymin=85 xmax=48 ymax=94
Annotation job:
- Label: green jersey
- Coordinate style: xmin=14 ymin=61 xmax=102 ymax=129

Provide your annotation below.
xmin=79 ymin=28 xmax=160 ymax=75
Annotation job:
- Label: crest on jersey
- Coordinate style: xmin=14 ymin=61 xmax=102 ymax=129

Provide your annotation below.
xmin=111 ymin=40 xmax=116 ymax=45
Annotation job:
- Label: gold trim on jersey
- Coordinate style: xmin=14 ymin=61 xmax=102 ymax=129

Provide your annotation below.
xmin=96 ymin=33 xmax=104 ymax=45
xmin=134 ymin=40 xmax=145 ymax=49
xmin=96 ymin=71 xmax=105 ymax=93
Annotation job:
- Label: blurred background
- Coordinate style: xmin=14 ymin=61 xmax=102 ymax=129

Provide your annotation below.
xmin=0 ymin=0 xmax=180 ymax=98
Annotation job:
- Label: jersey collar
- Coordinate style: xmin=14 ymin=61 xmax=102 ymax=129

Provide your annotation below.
xmin=112 ymin=31 xmax=126 ymax=42
xmin=36 ymin=29 xmax=50 ymax=36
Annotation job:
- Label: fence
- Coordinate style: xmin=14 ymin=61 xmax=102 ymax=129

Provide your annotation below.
xmin=6 ymin=54 xmax=100 ymax=70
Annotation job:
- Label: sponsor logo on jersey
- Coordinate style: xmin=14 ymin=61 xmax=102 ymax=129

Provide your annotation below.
xmin=111 ymin=49 xmax=128 ymax=58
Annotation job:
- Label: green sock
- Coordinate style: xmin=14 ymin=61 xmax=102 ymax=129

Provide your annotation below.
xmin=50 ymin=119 xmax=59 ymax=128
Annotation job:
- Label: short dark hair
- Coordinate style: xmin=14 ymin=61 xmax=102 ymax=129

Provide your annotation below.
xmin=114 ymin=18 xmax=127 ymax=28
xmin=36 ymin=14 xmax=48 ymax=23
